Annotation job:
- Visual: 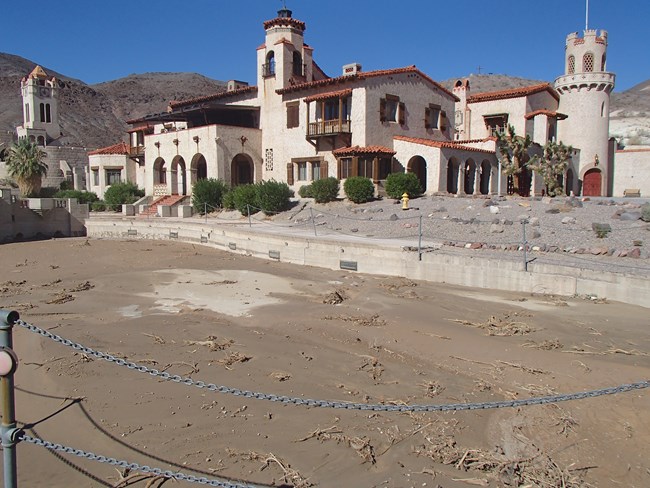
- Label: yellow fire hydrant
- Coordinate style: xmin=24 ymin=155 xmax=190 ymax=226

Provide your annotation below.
xmin=401 ymin=192 xmax=410 ymax=210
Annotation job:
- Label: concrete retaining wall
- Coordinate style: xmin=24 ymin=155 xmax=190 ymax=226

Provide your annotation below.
xmin=86 ymin=218 xmax=650 ymax=309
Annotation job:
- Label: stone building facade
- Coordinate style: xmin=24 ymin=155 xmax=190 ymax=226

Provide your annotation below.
xmin=89 ymin=7 xmax=649 ymax=200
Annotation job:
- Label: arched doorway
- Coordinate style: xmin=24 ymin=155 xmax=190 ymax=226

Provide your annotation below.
xmin=231 ymin=154 xmax=254 ymax=187
xmin=191 ymin=154 xmax=208 ymax=185
xmin=583 ymin=168 xmax=602 ymax=196
xmin=480 ymin=160 xmax=491 ymax=195
xmin=447 ymin=158 xmax=460 ymax=194
xmin=464 ymin=159 xmax=476 ymax=195
xmin=171 ymin=156 xmax=187 ymax=195
xmin=153 ymin=157 xmax=167 ymax=185
xmin=565 ymin=168 xmax=575 ymax=195
xmin=407 ymin=156 xmax=427 ymax=193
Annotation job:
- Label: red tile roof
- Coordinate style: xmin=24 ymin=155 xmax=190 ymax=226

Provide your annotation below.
xmin=332 ymin=145 xmax=396 ymax=157
xmin=88 ymin=142 xmax=130 ymax=156
xmin=168 ymin=86 xmax=258 ymax=110
xmin=127 ymin=124 xmax=154 ymax=133
xmin=276 ymin=65 xmax=458 ymax=101
xmin=263 ymin=16 xmax=306 ymax=32
xmin=394 ymin=136 xmax=496 ymax=154
xmin=524 ymin=109 xmax=567 ymax=120
xmin=467 ymin=83 xmax=559 ymax=103
xmin=616 ymin=148 xmax=650 ymax=153
xmin=304 ymin=88 xmax=352 ymax=103
xmin=274 ymin=37 xmax=294 ymax=46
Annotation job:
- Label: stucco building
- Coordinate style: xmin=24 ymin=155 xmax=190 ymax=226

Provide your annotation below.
xmin=88 ymin=7 xmax=649 ymax=202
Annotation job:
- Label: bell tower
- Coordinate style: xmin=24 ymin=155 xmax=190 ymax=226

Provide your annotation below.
xmin=257 ymin=7 xmax=313 ymax=91
xmin=555 ymin=30 xmax=615 ymax=196
xmin=16 ymin=66 xmax=61 ymax=146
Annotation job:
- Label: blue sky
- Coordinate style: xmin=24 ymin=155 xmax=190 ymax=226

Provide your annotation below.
xmin=2 ymin=0 xmax=648 ymax=91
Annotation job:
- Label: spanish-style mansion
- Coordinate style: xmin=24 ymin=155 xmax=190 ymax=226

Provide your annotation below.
xmin=80 ymin=8 xmax=649 ymax=201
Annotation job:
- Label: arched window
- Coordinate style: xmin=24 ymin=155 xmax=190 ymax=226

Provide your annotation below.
xmin=583 ymin=52 xmax=594 ymax=72
xmin=601 ymin=54 xmax=606 ymax=71
xmin=292 ymin=51 xmax=303 ymax=76
xmin=45 ymin=104 xmax=51 ymax=123
xmin=264 ymin=51 xmax=275 ymax=77
xmin=601 ymin=102 xmax=606 ymax=117
xmin=39 ymin=103 xmax=45 ymax=122
xmin=567 ymin=55 xmax=575 ymax=74
xmin=37 ymin=136 xmax=45 ymax=146
xmin=25 ymin=103 xmax=30 ymax=123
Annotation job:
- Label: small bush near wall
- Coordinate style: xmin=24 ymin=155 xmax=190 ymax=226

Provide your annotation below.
xmin=222 ymin=190 xmax=236 ymax=210
xmin=54 ymin=190 xmax=99 ymax=204
xmin=191 ymin=178 xmax=229 ymax=214
xmin=385 ymin=172 xmax=423 ymax=199
xmin=311 ymin=177 xmax=340 ymax=203
xmin=256 ymin=180 xmax=293 ymax=215
xmin=344 ymin=177 xmax=375 ymax=204
xmin=91 ymin=201 xmax=106 ymax=212
xmin=231 ymin=184 xmax=258 ymax=215
xmin=39 ymin=187 xmax=58 ymax=198
xmin=104 ymin=182 xmax=145 ymax=211
xmin=298 ymin=185 xmax=313 ymax=198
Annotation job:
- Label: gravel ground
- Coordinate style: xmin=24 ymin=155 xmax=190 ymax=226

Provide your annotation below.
xmin=249 ymin=194 xmax=650 ymax=276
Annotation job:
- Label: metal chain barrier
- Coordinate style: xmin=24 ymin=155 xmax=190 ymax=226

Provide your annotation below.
xmin=17 ymin=319 xmax=650 ymax=412
xmin=18 ymin=433 xmax=258 ymax=488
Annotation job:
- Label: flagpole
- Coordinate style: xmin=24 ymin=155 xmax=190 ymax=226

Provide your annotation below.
xmin=585 ymin=0 xmax=589 ymax=30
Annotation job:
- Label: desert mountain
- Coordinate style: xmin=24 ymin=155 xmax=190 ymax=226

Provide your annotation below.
xmin=0 ymin=53 xmax=226 ymax=149
xmin=1 ymin=52 xmax=648 ymax=150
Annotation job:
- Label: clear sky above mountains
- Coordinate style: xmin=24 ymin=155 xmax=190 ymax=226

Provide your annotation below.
xmin=3 ymin=0 xmax=648 ymax=91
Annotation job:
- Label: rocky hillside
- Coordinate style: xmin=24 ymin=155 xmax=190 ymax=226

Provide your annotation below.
xmin=0 ymin=53 xmax=226 ymax=149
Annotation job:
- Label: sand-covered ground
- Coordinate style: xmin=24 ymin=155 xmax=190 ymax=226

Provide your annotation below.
xmin=0 ymin=238 xmax=649 ymax=487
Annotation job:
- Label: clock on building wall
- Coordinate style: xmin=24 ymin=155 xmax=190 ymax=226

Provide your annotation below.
xmin=39 ymin=87 xmax=50 ymax=97
xmin=454 ymin=110 xmax=463 ymax=127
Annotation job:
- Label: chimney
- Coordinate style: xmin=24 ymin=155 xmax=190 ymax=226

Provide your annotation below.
xmin=342 ymin=63 xmax=362 ymax=76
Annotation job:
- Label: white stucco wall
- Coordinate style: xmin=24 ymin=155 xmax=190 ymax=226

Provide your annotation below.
xmin=612 ymin=149 xmax=650 ymax=197
xmin=88 ymin=154 xmax=130 ymax=199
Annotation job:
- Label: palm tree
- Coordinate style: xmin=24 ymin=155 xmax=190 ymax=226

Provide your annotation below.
xmin=495 ymin=125 xmax=534 ymax=196
xmin=6 ymin=139 xmax=48 ymax=197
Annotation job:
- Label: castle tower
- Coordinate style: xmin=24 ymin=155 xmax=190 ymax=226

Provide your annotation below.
xmin=16 ymin=66 xmax=61 ymax=146
xmin=257 ymin=7 xmax=312 ymax=91
xmin=452 ymin=79 xmax=471 ymax=140
xmin=555 ymin=30 xmax=615 ymax=196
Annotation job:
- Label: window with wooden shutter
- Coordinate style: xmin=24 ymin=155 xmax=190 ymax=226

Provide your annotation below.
xmin=379 ymin=98 xmax=387 ymax=122
xmin=440 ymin=110 xmax=447 ymax=132
xmin=398 ymin=102 xmax=405 ymax=125
xmin=286 ymin=103 xmax=299 ymax=129
xmin=286 ymin=163 xmax=294 ymax=185
xmin=320 ymin=160 xmax=328 ymax=180
xmin=424 ymin=107 xmax=431 ymax=129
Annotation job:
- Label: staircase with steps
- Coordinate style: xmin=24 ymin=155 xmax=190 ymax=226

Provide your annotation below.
xmin=139 ymin=194 xmax=187 ymax=217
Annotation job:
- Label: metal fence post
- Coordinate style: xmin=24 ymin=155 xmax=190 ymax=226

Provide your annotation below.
xmin=204 ymin=203 xmax=207 ymax=224
xmin=310 ymin=208 xmax=317 ymax=236
xmin=522 ymin=219 xmax=528 ymax=272
xmin=418 ymin=215 xmax=423 ymax=261
xmin=0 ymin=310 xmax=20 ymax=488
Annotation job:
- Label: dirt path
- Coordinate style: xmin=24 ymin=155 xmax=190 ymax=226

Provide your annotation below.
xmin=1 ymin=238 xmax=648 ymax=487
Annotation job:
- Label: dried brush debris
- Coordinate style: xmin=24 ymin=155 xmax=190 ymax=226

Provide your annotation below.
xmin=359 ymin=356 xmax=384 ymax=381
xmin=226 ymin=449 xmax=312 ymax=488
xmin=185 ymin=336 xmax=234 ymax=351
xmin=68 ymin=281 xmax=94 ymax=292
xmin=218 ymin=352 xmax=252 ymax=368
xmin=46 ymin=293 xmax=75 ymax=304
xmin=323 ymin=289 xmax=346 ymax=304
xmin=451 ymin=312 xmax=533 ymax=336
xmin=323 ymin=314 xmax=387 ymax=327
xmin=297 ymin=426 xmax=376 ymax=465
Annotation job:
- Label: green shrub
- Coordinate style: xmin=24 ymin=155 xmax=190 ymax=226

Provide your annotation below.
xmin=91 ymin=201 xmax=106 ymax=212
xmin=231 ymin=184 xmax=258 ymax=215
xmin=54 ymin=189 xmax=99 ymax=204
xmin=642 ymin=203 xmax=650 ymax=223
xmin=343 ymin=176 xmax=375 ymax=204
xmin=38 ymin=187 xmax=58 ymax=198
xmin=191 ymin=178 xmax=229 ymax=214
xmin=298 ymin=185 xmax=313 ymax=198
xmin=310 ymin=177 xmax=340 ymax=203
xmin=256 ymin=180 xmax=292 ymax=215
xmin=59 ymin=180 xmax=74 ymax=191
xmin=222 ymin=190 xmax=236 ymax=210
xmin=384 ymin=172 xmax=423 ymax=199
xmin=104 ymin=182 xmax=145 ymax=211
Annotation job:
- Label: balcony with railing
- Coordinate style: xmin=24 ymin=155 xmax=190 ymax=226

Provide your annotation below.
xmin=307 ymin=119 xmax=351 ymax=137
xmin=262 ymin=63 xmax=275 ymax=78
